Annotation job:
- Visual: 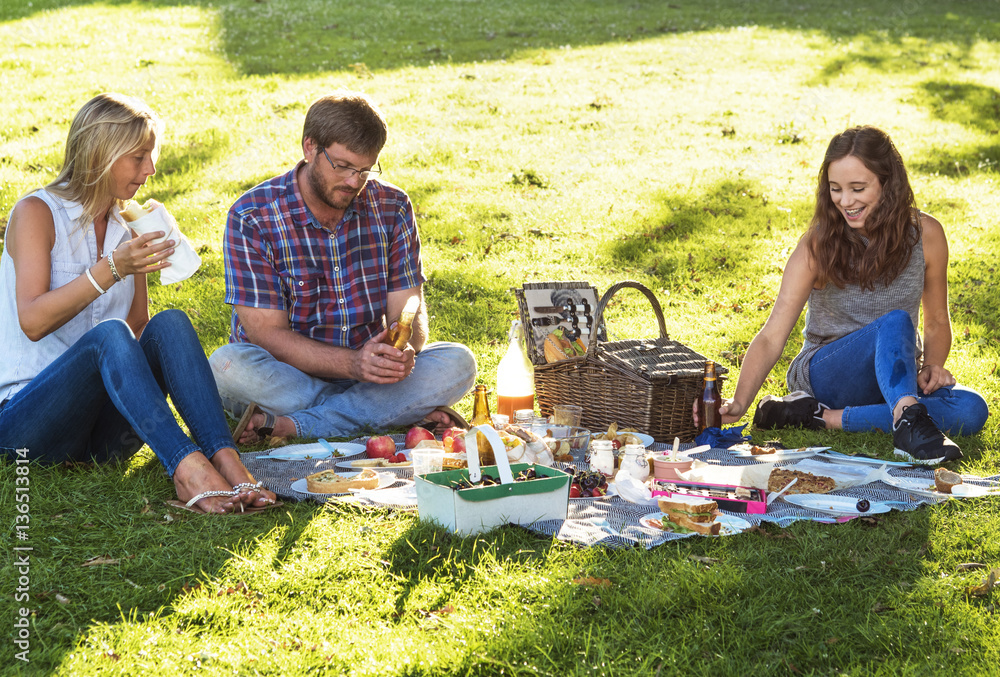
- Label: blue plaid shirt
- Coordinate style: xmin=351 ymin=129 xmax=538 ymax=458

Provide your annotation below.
xmin=223 ymin=162 xmax=424 ymax=349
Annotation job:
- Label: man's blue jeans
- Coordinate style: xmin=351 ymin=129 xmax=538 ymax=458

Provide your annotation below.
xmin=0 ymin=310 xmax=235 ymax=475
xmin=209 ymin=341 xmax=477 ymax=439
xmin=807 ymin=310 xmax=988 ymax=434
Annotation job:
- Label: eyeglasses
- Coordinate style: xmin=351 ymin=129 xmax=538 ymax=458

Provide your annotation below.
xmin=320 ymin=147 xmax=381 ymax=180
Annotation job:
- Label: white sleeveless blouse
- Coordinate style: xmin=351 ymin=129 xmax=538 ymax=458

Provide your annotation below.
xmin=0 ymin=189 xmax=135 ymax=402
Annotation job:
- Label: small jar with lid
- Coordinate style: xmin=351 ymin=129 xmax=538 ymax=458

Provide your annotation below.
xmin=590 ymin=439 xmax=615 ymax=476
xmin=619 ymin=444 xmax=649 ymax=481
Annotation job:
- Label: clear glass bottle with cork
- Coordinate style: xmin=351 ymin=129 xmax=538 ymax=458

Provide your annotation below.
xmin=496 ymin=319 xmax=535 ymax=419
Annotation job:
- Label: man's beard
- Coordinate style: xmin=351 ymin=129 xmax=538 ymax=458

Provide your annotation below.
xmin=308 ymin=167 xmax=360 ymax=211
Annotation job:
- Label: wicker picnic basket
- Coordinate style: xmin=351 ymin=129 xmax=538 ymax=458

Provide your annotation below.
xmin=516 ymin=280 xmax=726 ymax=443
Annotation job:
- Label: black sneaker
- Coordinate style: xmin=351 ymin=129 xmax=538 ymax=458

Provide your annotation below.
xmin=892 ymin=403 xmax=962 ymax=464
xmin=753 ymin=391 xmax=829 ymax=430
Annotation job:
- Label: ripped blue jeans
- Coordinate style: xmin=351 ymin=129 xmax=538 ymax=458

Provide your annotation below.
xmin=807 ymin=310 xmax=988 ymax=434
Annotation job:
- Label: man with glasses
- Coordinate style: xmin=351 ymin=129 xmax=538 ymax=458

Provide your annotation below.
xmin=209 ymin=91 xmax=476 ymax=443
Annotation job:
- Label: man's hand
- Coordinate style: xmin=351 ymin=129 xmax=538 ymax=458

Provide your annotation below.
xmin=352 ymin=328 xmax=416 ymax=383
xmin=692 ymin=397 xmax=746 ymax=428
xmin=917 ymin=364 xmax=955 ymax=395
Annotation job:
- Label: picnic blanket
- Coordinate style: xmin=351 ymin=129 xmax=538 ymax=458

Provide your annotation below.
xmin=241 ymin=436 xmax=999 ymax=549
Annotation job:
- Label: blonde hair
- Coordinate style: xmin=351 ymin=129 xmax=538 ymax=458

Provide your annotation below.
xmin=46 ymin=93 xmax=163 ymax=228
xmin=302 ymin=91 xmax=387 ymax=156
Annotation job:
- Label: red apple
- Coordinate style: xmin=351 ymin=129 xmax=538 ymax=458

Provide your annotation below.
xmin=404 ymin=425 xmax=435 ymax=449
xmin=366 ymin=435 xmax=398 ymax=459
xmin=441 ymin=427 xmax=467 ymax=454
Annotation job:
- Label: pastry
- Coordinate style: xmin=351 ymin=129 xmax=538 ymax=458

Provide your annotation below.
xmin=305 ymin=467 xmax=379 ymax=493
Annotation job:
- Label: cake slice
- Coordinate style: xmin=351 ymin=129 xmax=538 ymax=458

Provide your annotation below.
xmin=306 ymin=467 xmax=379 ymax=493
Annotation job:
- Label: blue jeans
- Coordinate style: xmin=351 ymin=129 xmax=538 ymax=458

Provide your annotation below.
xmin=0 ymin=309 xmax=235 ymax=475
xmin=807 ymin=310 xmax=989 ymax=434
xmin=208 ymin=341 xmax=477 ymax=438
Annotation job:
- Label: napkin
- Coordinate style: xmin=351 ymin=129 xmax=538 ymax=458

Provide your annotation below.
xmin=126 ymin=202 xmax=202 ymax=284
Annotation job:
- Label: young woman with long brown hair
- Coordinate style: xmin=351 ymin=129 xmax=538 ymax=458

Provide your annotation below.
xmin=699 ymin=125 xmax=988 ymax=463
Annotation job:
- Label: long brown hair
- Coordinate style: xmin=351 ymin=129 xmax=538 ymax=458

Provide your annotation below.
xmin=805 ymin=126 xmax=918 ymax=290
xmin=46 ymin=93 xmax=162 ymax=230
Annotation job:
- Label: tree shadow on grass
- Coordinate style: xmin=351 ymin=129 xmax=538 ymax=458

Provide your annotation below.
xmin=3 ymin=0 xmax=998 ymax=77
xmin=908 ymin=81 xmax=1000 ymax=178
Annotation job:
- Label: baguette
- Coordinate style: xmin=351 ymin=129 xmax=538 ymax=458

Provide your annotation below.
xmin=305 ymin=467 xmax=379 ymax=493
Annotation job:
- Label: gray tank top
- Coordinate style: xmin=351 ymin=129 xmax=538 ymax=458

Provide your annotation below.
xmin=786 ymin=229 xmax=924 ymax=395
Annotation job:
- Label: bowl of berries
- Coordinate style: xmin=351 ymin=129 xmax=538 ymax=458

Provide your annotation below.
xmin=564 ymin=466 xmax=611 ymax=499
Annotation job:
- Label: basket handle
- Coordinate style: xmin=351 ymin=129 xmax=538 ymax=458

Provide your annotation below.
xmin=587 ymin=280 xmax=668 ymax=357
xmin=464 ymin=425 xmax=515 ymax=485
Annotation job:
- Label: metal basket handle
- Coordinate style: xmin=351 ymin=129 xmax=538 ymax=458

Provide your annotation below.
xmin=586 ymin=280 xmax=669 ymax=358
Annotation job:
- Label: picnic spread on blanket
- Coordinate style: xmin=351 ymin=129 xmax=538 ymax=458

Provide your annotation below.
xmin=240 ymin=432 xmax=1000 ymax=549
xmin=233 ymin=280 xmax=996 ymax=546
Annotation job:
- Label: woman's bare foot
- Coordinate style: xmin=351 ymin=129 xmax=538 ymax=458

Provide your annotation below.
xmin=172 ymin=452 xmax=240 ymax=514
xmin=238 ymin=413 xmax=296 ymax=445
xmin=211 ymin=447 xmax=278 ymax=508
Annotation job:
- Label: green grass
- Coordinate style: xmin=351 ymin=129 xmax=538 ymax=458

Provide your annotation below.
xmin=2 ymin=0 xmax=1000 ymax=674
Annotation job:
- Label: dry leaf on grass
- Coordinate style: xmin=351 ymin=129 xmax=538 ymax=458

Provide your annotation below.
xmin=747 ymin=524 xmax=795 ymax=539
xmin=573 ymin=576 xmax=612 ymax=587
xmin=82 ymin=556 xmax=119 ymax=567
xmin=956 ymin=562 xmax=987 ymax=572
xmin=55 ymin=593 xmax=71 ymax=604
xmin=689 ymin=555 xmax=719 ymax=565
xmin=966 ymin=568 xmax=1000 ymax=598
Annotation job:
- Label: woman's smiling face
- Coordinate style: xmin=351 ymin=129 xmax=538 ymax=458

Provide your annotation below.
xmin=827 ymin=155 xmax=882 ymax=236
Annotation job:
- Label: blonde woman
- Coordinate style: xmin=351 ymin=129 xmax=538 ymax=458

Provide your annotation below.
xmin=0 ymin=93 xmax=276 ymax=513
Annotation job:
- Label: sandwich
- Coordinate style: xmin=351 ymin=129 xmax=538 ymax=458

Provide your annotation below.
xmin=657 ymin=496 xmax=721 ymax=535
xmin=542 ymin=328 xmax=587 ymax=363
xmin=934 ymin=467 xmax=963 ymax=494
xmin=119 ymin=199 xmax=155 ymax=223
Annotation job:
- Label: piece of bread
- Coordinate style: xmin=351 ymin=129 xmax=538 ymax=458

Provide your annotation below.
xmin=441 ymin=453 xmax=468 ymax=469
xmin=119 ymin=200 xmax=153 ymax=223
xmin=768 ymin=468 xmax=836 ymax=494
xmin=934 ymin=467 xmax=963 ymax=494
xmin=751 ymin=445 xmax=777 ymax=455
xmin=306 ymin=467 xmax=379 ymax=493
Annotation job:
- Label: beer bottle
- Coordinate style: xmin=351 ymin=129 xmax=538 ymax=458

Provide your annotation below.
xmin=471 ymin=384 xmax=495 ymax=466
xmin=698 ymin=361 xmax=722 ymax=432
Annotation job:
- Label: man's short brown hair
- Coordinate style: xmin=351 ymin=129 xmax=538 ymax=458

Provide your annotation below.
xmin=302 ymin=91 xmax=387 ymax=157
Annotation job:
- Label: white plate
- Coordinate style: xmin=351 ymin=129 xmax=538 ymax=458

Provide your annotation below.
xmin=729 ymin=448 xmax=825 ymax=461
xmin=353 ymin=481 xmax=418 ymax=507
xmin=634 ymin=433 xmax=655 ymax=447
xmin=638 ymin=512 xmax=750 ymax=536
xmin=291 ymin=471 xmax=395 ymax=495
xmin=781 ymin=493 xmax=891 ymax=516
xmin=882 ymin=476 xmax=953 ymax=500
xmin=817 ymin=450 xmax=913 ymax=468
xmin=336 ymin=448 xmax=411 ymax=471
xmin=260 ymin=442 xmax=366 ymax=461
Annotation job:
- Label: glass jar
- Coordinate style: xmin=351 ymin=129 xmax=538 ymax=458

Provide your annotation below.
xmin=590 ymin=439 xmax=615 ymax=476
xmin=619 ymin=444 xmax=649 ymax=481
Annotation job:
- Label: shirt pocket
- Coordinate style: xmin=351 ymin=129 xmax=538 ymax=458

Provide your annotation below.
xmin=287 ymin=268 xmax=329 ymax=328
xmin=49 ymin=259 xmax=94 ymax=338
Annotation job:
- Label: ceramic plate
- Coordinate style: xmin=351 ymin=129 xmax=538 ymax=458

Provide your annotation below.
xmin=291 ymin=471 xmax=395 ymax=495
xmin=634 ymin=433 xmax=655 ymax=447
xmin=781 ymin=493 xmax=892 ymax=516
xmin=817 ymin=450 xmax=913 ymax=468
xmin=729 ymin=447 xmax=826 ymax=461
xmin=260 ymin=442 xmax=366 ymax=461
xmin=336 ymin=448 xmax=411 ymax=471
xmin=882 ymin=476 xmax=953 ymax=500
xmin=638 ymin=512 xmax=750 ymax=536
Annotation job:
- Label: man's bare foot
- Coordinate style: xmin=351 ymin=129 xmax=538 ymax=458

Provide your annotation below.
xmin=172 ymin=452 xmax=240 ymax=514
xmin=419 ymin=406 xmax=468 ymax=433
xmin=211 ymin=448 xmax=278 ymax=508
xmin=238 ymin=413 xmax=296 ymax=445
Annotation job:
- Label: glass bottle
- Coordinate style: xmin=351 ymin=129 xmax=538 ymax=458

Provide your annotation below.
xmin=496 ymin=320 xmax=535 ymax=419
xmin=698 ymin=360 xmax=722 ymax=432
xmin=471 ymin=384 xmax=495 ymax=466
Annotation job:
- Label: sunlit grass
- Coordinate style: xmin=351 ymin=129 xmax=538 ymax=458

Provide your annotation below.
xmin=2 ymin=0 xmax=1000 ymax=675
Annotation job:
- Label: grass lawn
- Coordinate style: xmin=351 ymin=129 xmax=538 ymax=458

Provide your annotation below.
xmin=2 ymin=0 xmax=999 ymax=674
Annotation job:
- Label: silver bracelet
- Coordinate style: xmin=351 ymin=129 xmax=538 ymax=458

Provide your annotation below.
xmin=107 ymin=251 xmax=122 ymax=282
xmin=85 ymin=267 xmax=107 ymax=295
